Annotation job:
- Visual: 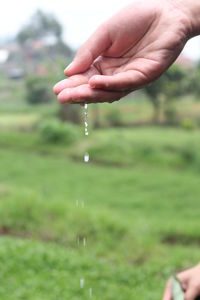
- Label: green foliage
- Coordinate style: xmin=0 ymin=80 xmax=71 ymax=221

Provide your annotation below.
xmin=163 ymin=65 xmax=188 ymax=99
xmin=186 ymin=63 xmax=200 ymax=97
xmin=38 ymin=119 xmax=79 ymax=144
xmin=0 ymin=128 xmax=200 ymax=298
xmin=26 ymin=76 xmax=52 ymax=105
xmin=106 ymin=109 xmax=122 ymax=127
xmin=144 ymin=65 xmax=188 ymax=122
xmin=181 ymin=118 xmax=196 ymax=131
xmin=59 ymin=104 xmax=82 ymax=125
xmin=164 ymin=104 xmax=178 ymax=125
xmin=180 ymin=144 xmax=197 ymax=164
xmin=84 ymin=128 xmax=199 ymax=168
xmin=0 ymin=129 xmax=200 ymax=298
xmin=2 ymin=68 xmax=200 ymax=298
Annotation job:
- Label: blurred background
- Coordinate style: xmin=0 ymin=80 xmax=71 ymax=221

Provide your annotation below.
xmin=0 ymin=0 xmax=200 ymax=299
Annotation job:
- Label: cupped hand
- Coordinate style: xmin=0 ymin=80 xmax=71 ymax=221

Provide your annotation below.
xmin=163 ymin=264 xmax=200 ymax=300
xmin=54 ymin=0 xmax=191 ymax=104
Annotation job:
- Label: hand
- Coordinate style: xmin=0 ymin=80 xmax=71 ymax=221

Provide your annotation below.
xmin=54 ymin=0 xmax=193 ymax=104
xmin=163 ymin=264 xmax=200 ymax=300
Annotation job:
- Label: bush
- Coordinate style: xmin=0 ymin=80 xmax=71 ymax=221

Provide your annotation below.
xmin=164 ymin=104 xmax=178 ymax=125
xmin=180 ymin=144 xmax=197 ymax=164
xmin=106 ymin=109 xmax=122 ymax=127
xmin=59 ymin=104 xmax=81 ymax=125
xmin=88 ymin=136 xmax=130 ymax=165
xmin=38 ymin=119 xmax=79 ymax=144
xmin=26 ymin=76 xmax=52 ymax=105
xmin=181 ymin=118 xmax=196 ymax=131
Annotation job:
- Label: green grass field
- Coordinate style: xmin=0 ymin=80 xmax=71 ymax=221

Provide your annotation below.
xmin=0 ymin=74 xmax=200 ymax=299
xmin=0 ymin=125 xmax=199 ymax=299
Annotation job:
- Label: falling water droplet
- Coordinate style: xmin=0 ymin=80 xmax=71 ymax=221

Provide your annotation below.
xmin=83 ymin=237 xmax=86 ymax=247
xmin=84 ymin=153 xmax=89 ymax=163
xmin=84 ymin=103 xmax=89 ymax=136
xmin=89 ymin=288 xmax=93 ymax=297
xmin=80 ymin=278 xmax=85 ymax=288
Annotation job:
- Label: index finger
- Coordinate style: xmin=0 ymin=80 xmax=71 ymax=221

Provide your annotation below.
xmin=65 ymin=23 xmax=111 ymax=76
xmin=57 ymin=84 xmax=127 ymax=104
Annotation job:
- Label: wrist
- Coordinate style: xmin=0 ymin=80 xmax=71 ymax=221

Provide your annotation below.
xmin=170 ymin=0 xmax=200 ymax=37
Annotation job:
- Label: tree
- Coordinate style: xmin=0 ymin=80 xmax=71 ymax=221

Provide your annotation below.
xmin=17 ymin=10 xmax=73 ymax=61
xmin=17 ymin=10 xmax=81 ymax=123
xmin=189 ymin=62 xmax=200 ymax=100
xmin=144 ymin=65 xmax=188 ymax=123
xmin=17 ymin=10 xmax=62 ymax=44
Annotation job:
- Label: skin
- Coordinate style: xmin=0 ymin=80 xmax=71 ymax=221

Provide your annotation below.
xmin=53 ymin=0 xmax=199 ymax=104
xmin=163 ymin=264 xmax=200 ymax=300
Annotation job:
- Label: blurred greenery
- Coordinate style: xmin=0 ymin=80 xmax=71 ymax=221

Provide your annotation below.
xmin=0 ymin=9 xmax=200 ymax=300
xmin=144 ymin=65 xmax=188 ymax=123
xmin=26 ymin=75 xmax=53 ymax=105
xmin=0 ymin=113 xmax=200 ymax=298
xmin=37 ymin=119 xmax=80 ymax=144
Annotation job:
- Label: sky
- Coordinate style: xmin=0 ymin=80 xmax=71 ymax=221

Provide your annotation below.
xmin=0 ymin=0 xmax=199 ymax=60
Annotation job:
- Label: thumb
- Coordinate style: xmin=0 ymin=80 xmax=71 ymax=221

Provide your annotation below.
xmin=65 ymin=23 xmax=111 ymax=76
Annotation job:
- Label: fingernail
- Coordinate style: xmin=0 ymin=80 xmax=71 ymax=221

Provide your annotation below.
xmin=90 ymin=82 xmax=96 ymax=88
xmin=89 ymin=76 xmax=99 ymax=88
xmin=65 ymin=62 xmax=74 ymax=73
xmin=53 ymin=83 xmax=60 ymax=94
xmin=53 ymin=85 xmax=57 ymax=94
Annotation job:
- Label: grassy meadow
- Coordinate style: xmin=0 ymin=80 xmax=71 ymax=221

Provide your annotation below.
xmin=0 ymin=76 xmax=200 ymax=299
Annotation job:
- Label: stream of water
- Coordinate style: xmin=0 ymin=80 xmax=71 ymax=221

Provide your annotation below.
xmin=78 ymin=103 xmax=92 ymax=297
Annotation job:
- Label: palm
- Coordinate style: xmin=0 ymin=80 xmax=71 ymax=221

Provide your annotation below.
xmin=54 ymin=0 xmax=189 ymax=104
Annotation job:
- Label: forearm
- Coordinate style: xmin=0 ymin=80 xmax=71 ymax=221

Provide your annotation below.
xmin=171 ymin=0 xmax=200 ymax=37
xmin=185 ymin=0 xmax=200 ymax=36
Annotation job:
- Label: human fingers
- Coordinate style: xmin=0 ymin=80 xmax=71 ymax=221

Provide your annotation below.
xmin=162 ymin=269 xmax=192 ymax=300
xmin=177 ymin=268 xmax=195 ymax=291
xmin=177 ymin=268 xmax=200 ymax=300
xmin=184 ymin=285 xmax=200 ymax=300
xmin=89 ymin=70 xmax=148 ymax=92
xmin=57 ymin=84 xmax=126 ymax=104
xmin=89 ymin=57 xmax=162 ymax=92
xmin=54 ymin=76 xmax=88 ymax=95
xmin=162 ymin=279 xmax=173 ymax=300
xmin=54 ymin=66 xmax=98 ymax=95
xmin=65 ymin=24 xmax=111 ymax=76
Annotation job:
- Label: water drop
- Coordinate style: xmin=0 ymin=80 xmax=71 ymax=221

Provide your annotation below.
xmin=84 ymin=103 xmax=89 ymax=136
xmin=80 ymin=278 xmax=85 ymax=288
xmin=84 ymin=153 xmax=89 ymax=163
xmin=83 ymin=237 xmax=86 ymax=247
